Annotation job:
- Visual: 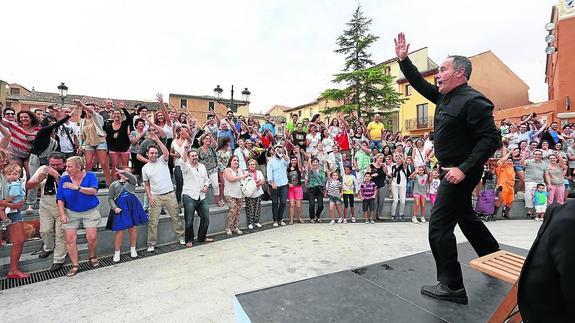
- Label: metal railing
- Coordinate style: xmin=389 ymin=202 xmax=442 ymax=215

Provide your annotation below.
xmin=404 ymin=118 xmax=434 ymax=131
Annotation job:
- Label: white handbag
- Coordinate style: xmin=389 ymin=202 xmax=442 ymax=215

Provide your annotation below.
xmin=240 ymin=175 xmax=258 ymax=198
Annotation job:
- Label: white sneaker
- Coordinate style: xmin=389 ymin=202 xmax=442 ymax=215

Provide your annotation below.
xmin=343 ymin=219 xmax=348 ymax=224
xmin=337 ymin=218 xmax=343 ymax=224
xmin=255 ymin=223 xmax=262 ymax=228
xmin=280 ymin=221 xmax=286 ymax=226
xmin=329 ymin=220 xmax=335 ymax=225
xmin=248 ymin=224 xmax=254 ymax=230
xmin=130 ymin=247 xmax=138 ymax=258
xmin=147 ymin=245 xmax=155 ymax=252
xmin=351 ymin=217 xmax=356 ymax=223
xmin=412 ymin=217 xmax=419 ymax=224
xmin=420 ymin=217 xmax=427 ymax=223
xmin=179 ymin=238 xmax=186 ymax=245
xmin=273 ymin=222 xmax=279 ymax=227
xmin=235 ymin=229 xmax=243 ymax=235
xmin=365 ymin=220 xmax=370 ymax=224
xmin=370 ymin=220 xmax=375 ymax=224
xmin=113 ymin=251 xmax=121 ymax=262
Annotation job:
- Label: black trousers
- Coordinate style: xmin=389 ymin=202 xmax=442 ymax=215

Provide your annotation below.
xmin=308 ymin=186 xmax=324 ymax=220
xmin=429 ymin=166 xmax=500 ymax=289
xmin=271 ymin=185 xmax=288 ymax=222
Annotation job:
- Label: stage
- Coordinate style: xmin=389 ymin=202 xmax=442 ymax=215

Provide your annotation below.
xmin=236 ymin=243 xmax=528 ymax=323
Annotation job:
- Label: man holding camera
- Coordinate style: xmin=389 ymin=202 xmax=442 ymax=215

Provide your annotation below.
xmin=267 ymin=145 xmax=289 ymax=226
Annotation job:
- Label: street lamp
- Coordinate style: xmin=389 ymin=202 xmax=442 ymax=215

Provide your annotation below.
xmin=57 ymin=82 xmax=68 ymax=107
xmin=213 ymin=84 xmax=250 ymax=112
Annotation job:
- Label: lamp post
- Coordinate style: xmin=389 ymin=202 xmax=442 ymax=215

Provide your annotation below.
xmin=213 ymin=85 xmax=250 ymax=112
xmin=57 ymin=82 xmax=68 ymax=107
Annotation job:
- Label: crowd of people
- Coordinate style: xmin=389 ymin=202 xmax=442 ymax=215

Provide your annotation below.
xmin=0 ymin=91 xmax=573 ymax=279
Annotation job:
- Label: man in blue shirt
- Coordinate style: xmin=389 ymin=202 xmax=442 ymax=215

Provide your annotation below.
xmin=217 ymin=122 xmax=236 ymax=150
xmin=259 ymin=113 xmax=276 ymax=136
xmin=267 ymin=145 xmax=289 ymax=226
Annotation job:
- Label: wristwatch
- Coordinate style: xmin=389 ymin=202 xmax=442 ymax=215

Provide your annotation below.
xmin=77 ymin=186 xmax=82 ymax=191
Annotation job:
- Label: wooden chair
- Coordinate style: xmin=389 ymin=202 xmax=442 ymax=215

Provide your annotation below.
xmin=470 ymin=250 xmax=525 ymax=323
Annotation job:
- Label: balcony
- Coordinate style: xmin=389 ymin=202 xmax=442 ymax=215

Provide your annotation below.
xmin=404 ymin=117 xmax=434 ymax=131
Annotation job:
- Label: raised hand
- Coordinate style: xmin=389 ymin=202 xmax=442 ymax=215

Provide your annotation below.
xmin=394 ymin=32 xmax=410 ymax=61
xmin=156 ymin=93 xmax=164 ymax=104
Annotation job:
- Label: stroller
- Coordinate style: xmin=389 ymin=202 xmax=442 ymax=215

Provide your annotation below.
xmin=475 ymin=166 xmax=497 ymax=221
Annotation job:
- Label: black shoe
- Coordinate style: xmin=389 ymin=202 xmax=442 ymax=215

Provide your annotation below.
xmin=421 ymin=283 xmax=468 ymax=305
xmin=38 ymin=250 xmax=54 ymax=259
xmin=50 ymin=263 xmax=64 ymax=272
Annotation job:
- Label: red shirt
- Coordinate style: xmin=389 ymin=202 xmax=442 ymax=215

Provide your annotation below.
xmin=335 ymin=131 xmax=350 ymax=151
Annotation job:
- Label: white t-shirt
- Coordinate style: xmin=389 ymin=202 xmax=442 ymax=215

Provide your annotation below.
xmin=429 ymin=178 xmax=440 ymax=195
xmin=322 ymin=137 xmax=334 ymax=154
xmin=58 ymin=122 xmax=79 ymax=153
xmin=234 ymin=147 xmax=250 ymax=170
xmin=171 ymin=140 xmax=186 ymax=167
xmin=246 ymin=170 xmax=264 ymax=198
xmin=306 ymin=133 xmax=321 ymax=154
xmin=142 ymin=157 xmax=173 ymax=195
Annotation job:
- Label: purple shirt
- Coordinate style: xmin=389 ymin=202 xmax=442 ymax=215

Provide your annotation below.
xmin=360 ymin=181 xmax=377 ymax=200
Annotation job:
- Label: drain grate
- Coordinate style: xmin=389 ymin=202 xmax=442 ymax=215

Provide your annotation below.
xmin=0 ymin=224 xmax=275 ymax=291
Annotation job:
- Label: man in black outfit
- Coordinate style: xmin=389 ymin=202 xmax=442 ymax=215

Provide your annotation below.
xmin=395 ymin=33 xmax=501 ymax=304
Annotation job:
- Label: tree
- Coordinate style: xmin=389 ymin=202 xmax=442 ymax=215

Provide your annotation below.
xmin=321 ymin=5 xmax=403 ymax=116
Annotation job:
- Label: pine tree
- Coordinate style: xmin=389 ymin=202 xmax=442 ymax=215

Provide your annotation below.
xmin=321 ymin=5 xmax=403 ymax=116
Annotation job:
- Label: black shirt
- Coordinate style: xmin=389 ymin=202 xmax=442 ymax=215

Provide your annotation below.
xmin=369 ymin=163 xmax=386 ymax=188
xmin=104 ymin=108 xmax=132 ymax=152
xmin=30 ymin=116 xmax=70 ymax=155
xmin=399 ymin=57 xmax=501 ymax=173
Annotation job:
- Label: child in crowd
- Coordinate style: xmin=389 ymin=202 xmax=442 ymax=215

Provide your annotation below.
xmin=428 ymin=169 xmax=440 ymax=206
xmin=410 ymin=166 xmax=429 ymax=224
xmin=3 ymin=164 xmax=26 ymax=228
xmin=533 ymin=183 xmax=547 ymax=221
xmin=495 ymin=151 xmax=515 ymax=219
xmin=325 ymin=171 xmax=342 ymax=225
xmin=405 ymin=156 xmax=415 ymax=198
xmin=359 ymin=172 xmax=377 ymax=224
xmin=106 ymin=168 xmax=148 ymax=262
xmin=341 ymin=165 xmax=357 ymax=223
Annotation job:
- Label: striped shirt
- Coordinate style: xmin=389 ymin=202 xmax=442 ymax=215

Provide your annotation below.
xmin=7 ymin=121 xmax=38 ymax=158
xmin=326 ymin=179 xmax=342 ymax=198
xmin=360 ymin=181 xmax=377 ymax=200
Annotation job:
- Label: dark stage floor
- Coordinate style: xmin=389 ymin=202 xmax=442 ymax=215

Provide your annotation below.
xmin=235 ymin=243 xmax=528 ymax=323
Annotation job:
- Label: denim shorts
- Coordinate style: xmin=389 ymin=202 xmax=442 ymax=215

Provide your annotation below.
xmin=7 ymin=210 xmax=23 ymax=225
xmin=513 ymin=165 xmax=525 ymax=172
xmin=84 ymin=141 xmax=108 ymax=151
xmin=328 ymin=196 xmax=341 ymax=204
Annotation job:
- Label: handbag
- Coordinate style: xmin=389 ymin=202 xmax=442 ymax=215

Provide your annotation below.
xmin=240 ymin=176 xmax=257 ymax=197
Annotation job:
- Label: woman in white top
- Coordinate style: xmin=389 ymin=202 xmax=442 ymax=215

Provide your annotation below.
xmin=412 ymin=139 xmax=426 ymax=168
xmin=223 ymin=155 xmax=248 ymax=235
xmin=390 ymin=154 xmax=408 ymax=221
xmin=234 ymin=138 xmax=250 ymax=170
xmin=321 ymin=128 xmax=334 ymax=154
xmin=244 ymin=159 xmax=265 ymax=229
xmin=171 ymin=124 xmax=189 ymax=205
xmin=305 ymin=124 xmax=321 ymax=156
xmin=328 ymin=118 xmax=341 ymax=139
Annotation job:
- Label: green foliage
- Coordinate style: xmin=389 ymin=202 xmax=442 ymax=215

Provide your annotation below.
xmin=321 ymin=5 xmax=403 ymax=115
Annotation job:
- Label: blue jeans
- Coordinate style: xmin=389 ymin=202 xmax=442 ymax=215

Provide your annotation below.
xmin=370 ymin=140 xmax=383 ymax=151
xmin=270 ymin=185 xmax=288 ymax=222
xmin=182 ymin=194 xmax=209 ymax=242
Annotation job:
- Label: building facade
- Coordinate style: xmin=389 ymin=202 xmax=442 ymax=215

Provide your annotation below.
xmin=168 ymin=93 xmax=249 ymax=124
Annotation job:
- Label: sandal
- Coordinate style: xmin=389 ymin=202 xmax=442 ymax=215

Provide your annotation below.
xmin=66 ymin=265 xmax=79 ymax=277
xmin=89 ymin=257 xmax=100 ymax=268
xmin=7 ymin=271 xmax=30 ymax=279
xmin=185 ymin=242 xmax=193 ymax=248
xmin=217 ymin=201 xmax=225 ymax=207
xmin=298 ymin=218 xmax=305 ymax=224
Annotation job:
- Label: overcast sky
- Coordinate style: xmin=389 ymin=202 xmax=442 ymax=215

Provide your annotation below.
xmin=2 ymin=0 xmax=557 ymax=112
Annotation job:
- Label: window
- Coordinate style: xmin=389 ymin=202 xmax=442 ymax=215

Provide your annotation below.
xmin=405 ymin=84 xmax=412 ymax=96
xmin=298 ymin=111 xmax=301 ymax=117
xmin=416 ymin=103 xmax=428 ymax=128
xmin=387 ymin=120 xmax=393 ymax=126
xmin=10 ymin=88 xmax=20 ymax=95
xmin=385 ymin=66 xmax=391 ymax=75
xmin=180 ymin=99 xmax=187 ymax=108
xmin=208 ymin=101 xmax=215 ymax=111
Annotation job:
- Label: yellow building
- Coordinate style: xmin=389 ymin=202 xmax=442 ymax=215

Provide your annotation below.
xmin=283 ymin=98 xmax=342 ymax=122
xmin=374 ymin=47 xmax=439 ymax=136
